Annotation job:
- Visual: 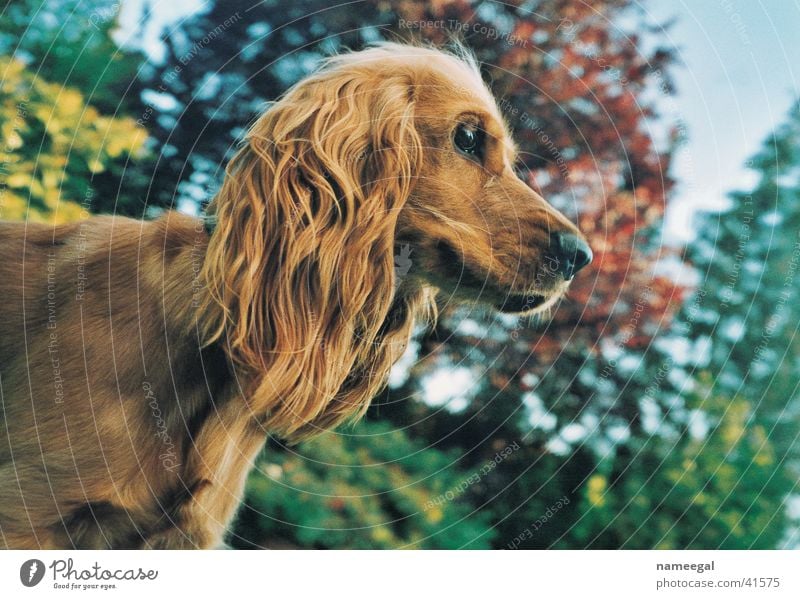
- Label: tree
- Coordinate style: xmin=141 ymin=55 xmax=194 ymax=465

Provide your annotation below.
xmin=568 ymin=383 xmax=791 ymax=549
xmin=0 ymin=1 xmax=156 ymax=218
xmin=232 ymin=421 xmax=497 ymax=549
xmin=656 ymin=104 xmax=800 ymax=474
xmin=0 ymin=0 xmax=147 ymax=114
xmin=702 ymin=104 xmax=800 ymax=466
xmin=0 ymin=56 xmax=147 ymax=222
xmin=662 ymin=104 xmax=800 ymax=539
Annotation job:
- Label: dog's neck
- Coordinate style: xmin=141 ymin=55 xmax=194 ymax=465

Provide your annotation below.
xmin=160 ymin=213 xmax=434 ymax=442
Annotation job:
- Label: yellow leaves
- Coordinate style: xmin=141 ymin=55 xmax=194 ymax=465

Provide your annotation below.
xmin=5 ymin=172 xmax=31 ymax=188
xmin=1 ymin=56 xmax=25 ymax=80
xmin=43 ymin=187 xmax=60 ymax=206
xmin=426 ymin=506 xmax=444 ymax=524
xmin=720 ymin=400 xmax=749 ymax=449
xmin=87 ymin=158 xmax=105 ymax=173
xmin=654 ymin=540 xmax=674 ymax=550
xmin=58 ymin=89 xmax=83 ymax=117
xmin=0 ymin=191 xmax=29 ymax=221
xmin=751 ymin=425 xmax=774 ymax=467
xmin=5 ymin=129 xmax=23 ymax=149
xmin=48 ymin=199 xmax=85 ymax=224
xmin=587 ymin=474 xmax=607 ymax=507
xmin=721 ymin=512 xmax=743 ymax=537
xmin=0 ymin=190 xmax=83 ymax=225
xmin=753 ymin=450 xmax=774 ymax=467
xmin=100 ymin=116 xmax=148 ymax=158
xmin=0 ymin=54 xmax=150 ymax=223
xmin=39 ymin=166 xmax=60 ymax=190
xmin=370 ymin=526 xmax=394 ymax=545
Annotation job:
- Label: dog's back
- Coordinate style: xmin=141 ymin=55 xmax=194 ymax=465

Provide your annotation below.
xmin=0 ymin=214 xmax=241 ymax=548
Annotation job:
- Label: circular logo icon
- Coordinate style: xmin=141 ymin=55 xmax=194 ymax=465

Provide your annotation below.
xmin=20 ymin=559 xmax=46 ymax=587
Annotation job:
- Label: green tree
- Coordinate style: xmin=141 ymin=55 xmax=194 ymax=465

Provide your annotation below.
xmin=0 ymin=0 xmax=147 ymax=114
xmin=0 ymin=0 xmax=158 ymax=217
xmin=569 ymin=384 xmax=791 ymax=549
xmin=0 ymin=56 xmax=147 ymax=222
xmin=232 ymin=421 xmax=497 ymax=549
xmin=667 ymin=104 xmax=800 ymax=483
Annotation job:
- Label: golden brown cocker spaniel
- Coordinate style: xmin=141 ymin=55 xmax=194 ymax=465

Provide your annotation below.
xmin=0 ymin=43 xmax=590 ymax=548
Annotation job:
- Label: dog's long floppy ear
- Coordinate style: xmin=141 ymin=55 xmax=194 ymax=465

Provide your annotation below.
xmin=200 ymin=58 xmax=423 ymax=441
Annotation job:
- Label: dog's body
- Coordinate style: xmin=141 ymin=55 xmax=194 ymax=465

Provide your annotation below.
xmin=0 ymin=44 xmax=590 ymax=548
xmin=0 ymin=214 xmax=255 ymax=548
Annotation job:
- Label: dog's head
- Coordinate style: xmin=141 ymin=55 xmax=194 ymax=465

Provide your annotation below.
xmin=308 ymin=43 xmax=591 ymax=316
xmin=389 ymin=45 xmax=592 ymax=315
xmin=203 ymin=43 xmax=591 ymax=439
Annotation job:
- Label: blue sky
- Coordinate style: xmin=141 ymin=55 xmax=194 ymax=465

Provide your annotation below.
xmin=647 ymin=1 xmax=800 ymax=242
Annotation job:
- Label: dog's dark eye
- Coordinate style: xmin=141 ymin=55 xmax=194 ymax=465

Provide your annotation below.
xmin=453 ymin=123 xmax=485 ymax=159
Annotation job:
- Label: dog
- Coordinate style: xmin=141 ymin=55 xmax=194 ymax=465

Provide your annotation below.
xmin=0 ymin=43 xmax=591 ymax=548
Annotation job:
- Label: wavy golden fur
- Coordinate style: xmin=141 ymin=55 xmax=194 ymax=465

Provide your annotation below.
xmin=0 ymin=43 xmax=589 ymax=548
xmin=201 ymin=47 xmax=430 ymax=442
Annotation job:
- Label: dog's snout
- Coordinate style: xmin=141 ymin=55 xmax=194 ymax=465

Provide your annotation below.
xmin=549 ymin=232 xmax=592 ymax=280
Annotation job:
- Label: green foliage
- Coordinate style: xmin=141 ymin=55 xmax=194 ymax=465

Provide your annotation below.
xmin=0 ymin=56 xmax=148 ymax=222
xmin=664 ymin=104 xmax=800 ymax=539
xmin=233 ymin=421 xmax=497 ymax=549
xmin=571 ymin=387 xmax=791 ymax=549
xmin=0 ymin=0 xmax=147 ymax=114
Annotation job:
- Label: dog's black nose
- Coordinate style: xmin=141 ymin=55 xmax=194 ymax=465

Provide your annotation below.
xmin=549 ymin=232 xmax=592 ymax=280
